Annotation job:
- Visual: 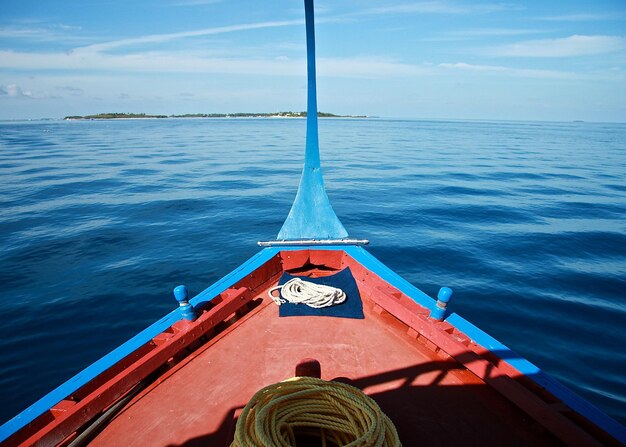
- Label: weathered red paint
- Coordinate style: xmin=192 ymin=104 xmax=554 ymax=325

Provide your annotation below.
xmin=8 ymin=287 xmax=255 ymax=447
xmin=6 ymin=249 xmax=620 ymax=447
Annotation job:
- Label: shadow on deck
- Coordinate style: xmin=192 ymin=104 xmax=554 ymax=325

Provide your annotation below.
xmin=163 ymin=354 xmax=565 ymax=447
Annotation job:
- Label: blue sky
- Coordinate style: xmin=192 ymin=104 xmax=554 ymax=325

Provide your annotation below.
xmin=1 ymin=0 xmax=625 ymax=122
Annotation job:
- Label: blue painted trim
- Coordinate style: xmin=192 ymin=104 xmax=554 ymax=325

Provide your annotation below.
xmin=342 ymin=245 xmax=437 ymax=311
xmin=0 ymin=248 xmax=280 ymax=444
xmin=277 ymin=0 xmax=348 ymax=241
xmin=173 ymin=285 xmax=198 ymax=321
xmin=341 ymin=246 xmax=626 ymax=445
xmin=2 ymin=245 xmax=624 ymax=445
xmin=524 ymin=371 xmax=626 ymax=445
xmin=189 ymin=248 xmax=280 ymax=307
xmin=0 ymin=313 xmax=179 ymax=443
xmin=339 ymin=246 xmax=542 ymax=376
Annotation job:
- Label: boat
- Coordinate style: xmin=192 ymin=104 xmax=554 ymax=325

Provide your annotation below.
xmin=1 ymin=1 xmax=625 ymax=446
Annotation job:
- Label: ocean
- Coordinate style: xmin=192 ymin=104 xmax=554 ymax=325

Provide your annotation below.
xmin=0 ymin=117 xmax=625 ymax=427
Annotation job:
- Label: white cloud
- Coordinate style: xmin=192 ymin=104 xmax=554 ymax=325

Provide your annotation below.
xmin=0 ymin=84 xmax=34 ymax=98
xmin=74 ymin=20 xmax=304 ymax=54
xmin=438 ymin=62 xmax=576 ymax=79
xmin=0 ymin=83 xmax=57 ymax=99
xmin=0 ymin=48 xmax=590 ymax=81
xmin=450 ymin=28 xmax=545 ymax=37
xmin=0 ymin=48 xmax=302 ymax=75
xmin=484 ymin=35 xmax=626 ymax=58
xmin=537 ymin=13 xmax=624 ymax=22
xmin=56 ymin=85 xmax=84 ymax=95
xmin=361 ymin=1 xmax=517 ymax=16
xmin=423 ymin=27 xmax=547 ymax=42
xmin=318 ymin=57 xmax=429 ymax=78
xmin=0 ymin=26 xmax=46 ymax=40
xmin=0 ymin=23 xmax=85 ymax=44
xmin=0 ymin=47 xmax=413 ymax=78
xmin=56 ymin=24 xmax=83 ymax=31
xmin=173 ymin=0 xmax=223 ymax=5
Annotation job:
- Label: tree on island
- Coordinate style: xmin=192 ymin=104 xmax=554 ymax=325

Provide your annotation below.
xmin=64 ymin=111 xmax=367 ymax=120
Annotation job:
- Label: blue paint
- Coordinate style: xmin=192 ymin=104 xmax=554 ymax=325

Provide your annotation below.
xmin=0 ymin=248 xmax=279 ymax=443
xmin=437 ymin=287 xmax=453 ymax=303
xmin=343 ymin=245 xmax=437 ymax=311
xmin=340 ymin=246 xmax=626 ymax=444
xmin=341 ymin=245 xmax=545 ymax=378
xmin=0 ymin=310 xmax=180 ymax=443
xmin=447 ymin=311 xmax=626 ymax=445
xmin=430 ymin=286 xmax=453 ymax=320
xmin=2 ymin=244 xmax=625 ymax=445
xmin=173 ymin=285 xmax=188 ymax=302
xmin=276 ymin=0 xmax=348 ymax=241
xmin=173 ymin=285 xmax=197 ymax=321
xmin=189 ymin=248 xmax=280 ymax=307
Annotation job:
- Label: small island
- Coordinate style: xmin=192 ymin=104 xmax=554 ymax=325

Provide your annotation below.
xmin=64 ymin=112 xmax=367 ymax=120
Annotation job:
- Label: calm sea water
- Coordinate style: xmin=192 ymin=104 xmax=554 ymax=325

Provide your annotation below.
xmin=0 ymin=118 xmax=625 ymax=427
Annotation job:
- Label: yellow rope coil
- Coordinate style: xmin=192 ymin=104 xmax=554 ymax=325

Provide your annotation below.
xmin=231 ymin=377 xmax=401 ymax=447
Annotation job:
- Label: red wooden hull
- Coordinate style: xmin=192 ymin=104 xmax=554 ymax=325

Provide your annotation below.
xmin=3 ymin=248 xmax=622 ymax=447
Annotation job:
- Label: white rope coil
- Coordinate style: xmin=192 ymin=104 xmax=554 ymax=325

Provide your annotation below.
xmin=268 ymin=278 xmax=346 ymax=308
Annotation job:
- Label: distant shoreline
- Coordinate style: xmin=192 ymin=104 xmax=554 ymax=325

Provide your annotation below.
xmin=64 ymin=112 xmax=368 ymax=120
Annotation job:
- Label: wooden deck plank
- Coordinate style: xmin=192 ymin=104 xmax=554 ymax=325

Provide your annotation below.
xmin=89 ymin=285 xmax=561 ymax=447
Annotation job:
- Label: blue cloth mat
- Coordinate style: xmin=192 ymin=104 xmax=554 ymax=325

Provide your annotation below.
xmin=277 ymin=267 xmax=364 ymax=319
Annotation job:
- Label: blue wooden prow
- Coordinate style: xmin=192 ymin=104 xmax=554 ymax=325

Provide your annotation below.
xmin=261 ymin=0 xmax=367 ymax=247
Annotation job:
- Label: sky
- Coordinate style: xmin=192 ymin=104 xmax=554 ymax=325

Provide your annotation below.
xmin=1 ymin=0 xmax=625 ymax=122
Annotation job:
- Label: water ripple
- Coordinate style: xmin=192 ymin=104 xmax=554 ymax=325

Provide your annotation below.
xmin=0 ymin=118 xmax=625 ymax=427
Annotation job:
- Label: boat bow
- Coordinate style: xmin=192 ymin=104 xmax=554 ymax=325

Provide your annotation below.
xmin=2 ymin=1 xmax=625 ymax=446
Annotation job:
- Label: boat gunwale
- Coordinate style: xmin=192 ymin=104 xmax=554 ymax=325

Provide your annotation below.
xmin=1 ymin=246 xmax=624 ymax=446
xmin=0 ymin=247 xmax=279 ymax=444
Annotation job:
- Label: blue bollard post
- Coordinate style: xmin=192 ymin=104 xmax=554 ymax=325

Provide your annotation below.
xmin=173 ymin=285 xmax=197 ymax=321
xmin=430 ymin=287 xmax=453 ymax=321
